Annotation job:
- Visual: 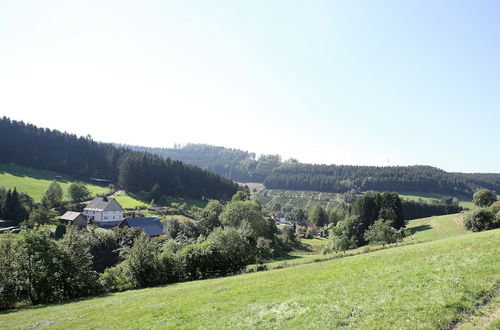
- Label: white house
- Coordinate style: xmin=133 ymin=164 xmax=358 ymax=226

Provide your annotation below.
xmin=83 ymin=196 xmax=124 ymax=228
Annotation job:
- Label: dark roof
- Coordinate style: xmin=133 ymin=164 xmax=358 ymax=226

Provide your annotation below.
xmin=84 ymin=197 xmax=121 ymax=211
xmin=60 ymin=211 xmax=83 ymax=221
xmin=121 ymin=217 xmax=164 ymax=236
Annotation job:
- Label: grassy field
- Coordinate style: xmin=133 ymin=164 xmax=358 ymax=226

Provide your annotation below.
xmin=405 ymin=213 xmax=469 ymax=242
xmin=0 ymin=163 xmax=109 ymax=202
xmin=112 ymin=191 xmax=149 ymax=209
xmin=113 ymin=191 xmax=207 ymax=209
xmin=397 ymin=192 xmax=476 ymax=210
xmin=257 ymin=212 xmax=470 ymax=272
xmin=1 ymin=229 xmax=498 ymax=329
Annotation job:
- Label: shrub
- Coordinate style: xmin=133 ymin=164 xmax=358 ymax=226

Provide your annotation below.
xmin=57 ymin=228 xmax=102 ymax=300
xmin=0 ymin=239 xmax=19 ymax=310
xmin=464 ymin=209 xmax=498 ymax=232
xmin=99 ymin=265 xmax=133 ymax=292
xmin=255 ymin=237 xmax=274 ymax=265
xmin=363 ymin=219 xmax=402 ymax=246
xmin=16 ymin=228 xmax=61 ymax=305
xmin=54 ymin=224 xmax=67 ymax=239
xmin=122 ymin=234 xmax=163 ymax=288
xmin=473 ymin=189 xmax=497 ymax=207
xmin=305 ymin=227 xmax=315 ymax=239
xmin=279 ymin=226 xmax=297 ymax=251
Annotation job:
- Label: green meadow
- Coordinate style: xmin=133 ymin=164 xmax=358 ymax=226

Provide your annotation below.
xmin=1 ymin=229 xmax=498 ymax=329
xmin=405 ymin=213 xmax=469 ymax=242
xmin=0 ymin=163 xmax=109 ymax=202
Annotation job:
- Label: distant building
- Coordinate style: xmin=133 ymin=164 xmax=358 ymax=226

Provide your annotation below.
xmin=89 ymin=178 xmax=112 ymax=186
xmin=83 ymin=196 xmax=124 ymax=228
xmin=60 ymin=211 xmax=87 ymax=228
xmin=119 ymin=217 xmax=165 ymax=237
xmin=272 ymin=213 xmax=287 ymax=225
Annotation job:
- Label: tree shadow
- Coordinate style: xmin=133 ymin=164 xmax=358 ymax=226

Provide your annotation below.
xmin=0 ymin=292 xmax=112 ymax=316
xmin=0 ymin=163 xmax=67 ymax=182
xmin=410 ymin=224 xmax=433 ymax=234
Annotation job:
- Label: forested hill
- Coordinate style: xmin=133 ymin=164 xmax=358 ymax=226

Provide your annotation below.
xmin=0 ymin=118 xmax=238 ymax=200
xmin=123 ymin=143 xmax=500 ymax=197
xmin=265 ymin=163 xmax=500 ymax=197
xmin=119 ymin=143 xmax=282 ymax=182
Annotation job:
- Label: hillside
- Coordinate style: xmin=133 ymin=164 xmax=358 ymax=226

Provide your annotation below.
xmin=405 ymin=213 xmax=469 ymax=242
xmin=0 ymin=118 xmax=238 ymax=201
xmin=124 ymin=143 xmax=500 ymax=197
xmin=1 ymin=229 xmax=498 ymax=329
xmin=0 ymin=163 xmax=108 ymax=202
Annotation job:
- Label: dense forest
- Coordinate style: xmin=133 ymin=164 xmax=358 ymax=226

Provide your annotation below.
xmin=121 ymin=143 xmax=282 ymax=182
xmin=124 ymin=144 xmax=500 ymax=197
xmin=0 ymin=118 xmax=238 ymax=200
xmin=265 ymin=163 xmax=500 ymax=197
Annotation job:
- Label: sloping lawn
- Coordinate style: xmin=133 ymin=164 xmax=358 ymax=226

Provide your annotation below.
xmin=0 ymin=163 xmax=109 ymax=202
xmin=1 ymin=229 xmax=498 ymax=329
xmin=405 ymin=213 xmax=469 ymax=242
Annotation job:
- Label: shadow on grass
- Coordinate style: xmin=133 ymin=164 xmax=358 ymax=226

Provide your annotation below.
xmin=271 ymin=254 xmax=303 ymax=262
xmin=410 ymin=224 xmax=433 ymax=234
xmin=0 ymin=163 xmax=61 ymax=181
xmin=0 ymin=292 xmax=113 ymax=316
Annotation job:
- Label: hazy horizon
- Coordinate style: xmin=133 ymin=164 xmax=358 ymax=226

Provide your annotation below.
xmin=1 ymin=1 xmax=499 ymax=173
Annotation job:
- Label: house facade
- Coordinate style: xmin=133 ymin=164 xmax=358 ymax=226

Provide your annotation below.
xmin=83 ymin=196 xmax=124 ymax=227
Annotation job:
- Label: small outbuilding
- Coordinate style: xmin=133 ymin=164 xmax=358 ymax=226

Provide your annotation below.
xmin=60 ymin=211 xmax=87 ymax=228
xmin=119 ymin=217 xmax=165 ymax=237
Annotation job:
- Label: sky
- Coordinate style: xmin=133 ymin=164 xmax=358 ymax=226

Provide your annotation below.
xmin=0 ymin=0 xmax=499 ymax=173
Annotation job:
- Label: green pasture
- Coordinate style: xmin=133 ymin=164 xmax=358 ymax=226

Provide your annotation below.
xmin=1 ymin=229 xmax=498 ymax=329
xmin=405 ymin=213 xmax=469 ymax=242
xmin=0 ymin=163 xmax=109 ymax=202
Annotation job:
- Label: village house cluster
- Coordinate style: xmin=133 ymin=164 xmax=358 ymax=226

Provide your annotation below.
xmin=59 ymin=196 xmax=164 ymax=236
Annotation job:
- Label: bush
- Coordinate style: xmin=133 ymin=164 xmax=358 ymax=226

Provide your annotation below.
xmin=0 ymin=239 xmax=19 ymax=310
xmin=54 ymin=224 xmax=67 ymax=239
xmin=255 ymin=237 xmax=274 ymax=265
xmin=68 ymin=182 xmax=90 ymax=202
xmin=122 ymin=234 xmax=163 ymax=288
xmin=57 ymin=228 xmax=102 ymax=300
xmin=99 ymin=265 xmax=133 ymax=292
xmin=305 ymin=227 xmax=315 ymax=239
xmin=464 ymin=209 xmax=498 ymax=232
xmin=279 ymin=226 xmax=297 ymax=251
xmin=363 ymin=219 xmax=402 ymax=246
xmin=473 ymin=189 xmax=497 ymax=207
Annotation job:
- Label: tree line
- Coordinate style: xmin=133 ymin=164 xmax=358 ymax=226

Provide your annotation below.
xmin=121 ymin=143 xmax=284 ymax=182
xmin=122 ymin=143 xmax=500 ymax=197
xmin=264 ymin=163 xmax=500 ymax=197
xmin=0 ymin=117 xmax=238 ymax=200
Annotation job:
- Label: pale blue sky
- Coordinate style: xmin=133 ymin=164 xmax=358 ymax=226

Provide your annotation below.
xmin=0 ymin=1 xmax=498 ymax=172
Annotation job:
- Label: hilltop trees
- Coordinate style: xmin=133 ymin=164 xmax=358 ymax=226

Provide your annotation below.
xmin=473 ymin=189 xmax=497 ymax=207
xmin=118 ymin=151 xmax=238 ymax=200
xmin=264 ymin=163 xmax=500 ymax=197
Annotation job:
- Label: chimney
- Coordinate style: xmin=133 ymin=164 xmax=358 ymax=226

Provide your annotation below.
xmin=102 ymin=196 xmax=108 ymax=202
